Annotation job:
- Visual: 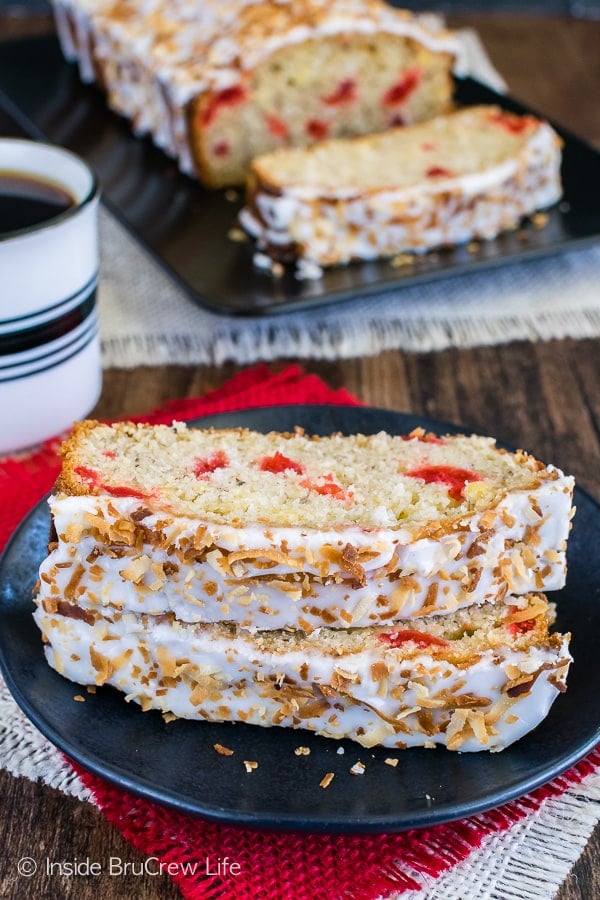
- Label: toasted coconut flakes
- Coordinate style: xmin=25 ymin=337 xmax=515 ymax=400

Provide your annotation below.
xmin=90 ymin=647 xmax=113 ymax=685
xmin=214 ymin=743 xmax=235 ymax=756
xmin=63 ymin=522 xmax=85 ymax=542
xmin=42 ymin=597 xmax=59 ymax=614
xmin=73 ymin=694 xmax=85 ymax=702
xmin=320 ymin=772 xmax=335 ymax=788
xmin=336 ymin=746 xmax=345 ymax=755
xmin=244 ymin=760 xmax=258 ymax=773
xmin=544 ymin=549 xmax=562 ymax=563
xmin=351 ymin=594 xmax=373 ymax=623
xmin=350 ymin=761 xmax=366 ymax=775
xmin=294 ymin=746 xmax=311 ymax=756
xmin=162 ymin=712 xmax=178 ymax=723
xmin=384 ymin=758 xmax=399 ymax=767
xmin=390 ymin=253 xmax=414 ymax=268
xmin=120 ymin=555 xmax=151 ymax=584
xmin=228 ymin=548 xmax=304 ymax=570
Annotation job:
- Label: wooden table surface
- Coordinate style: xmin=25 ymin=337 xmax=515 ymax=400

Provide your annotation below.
xmin=0 ymin=11 xmax=598 ymax=900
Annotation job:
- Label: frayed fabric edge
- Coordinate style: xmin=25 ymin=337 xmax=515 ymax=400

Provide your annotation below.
xmin=101 ymin=308 xmax=600 ymax=369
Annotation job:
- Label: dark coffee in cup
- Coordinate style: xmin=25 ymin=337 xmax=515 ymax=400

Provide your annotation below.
xmin=0 ymin=172 xmax=76 ymax=236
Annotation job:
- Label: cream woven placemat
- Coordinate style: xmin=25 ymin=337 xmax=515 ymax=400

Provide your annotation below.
xmin=94 ymin=30 xmax=600 ymax=368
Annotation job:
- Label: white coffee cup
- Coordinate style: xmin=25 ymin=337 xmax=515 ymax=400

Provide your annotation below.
xmin=0 ymin=138 xmax=101 ymax=455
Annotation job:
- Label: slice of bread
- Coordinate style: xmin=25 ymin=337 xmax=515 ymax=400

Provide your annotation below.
xmin=36 ymin=421 xmax=575 ymax=630
xmin=240 ymin=104 xmax=562 ymax=271
xmin=52 ymin=0 xmax=460 ymax=186
xmin=34 ymin=594 xmax=571 ymax=751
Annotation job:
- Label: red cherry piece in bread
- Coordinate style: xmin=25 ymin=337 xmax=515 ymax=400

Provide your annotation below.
xmin=201 ymin=86 xmax=248 ymax=127
xmin=487 ymin=110 xmax=535 ymax=135
xmin=259 ymin=452 xmax=305 ymax=475
xmin=322 ymin=79 xmax=358 ymax=106
xmin=193 ymin=450 xmax=229 ymax=478
xmin=405 ymin=465 xmax=482 ymax=501
xmin=265 ymin=114 xmax=289 ymax=139
xmin=213 ymin=141 xmax=230 ymax=157
xmin=507 ymin=619 xmax=537 ymax=637
xmin=426 ymin=165 xmax=454 ymax=178
xmin=299 ymin=474 xmax=353 ymax=503
xmin=306 ymin=119 xmax=329 ymax=140
xmin=73 ymin=466 xmax=153 ymax=500
xmin=379 ymin=630 xmax=450 ymax=649
xmin=506 ymin=605 xmax=538 ymax=636
xmin=382 ymin=67 xmax=421 ymax=106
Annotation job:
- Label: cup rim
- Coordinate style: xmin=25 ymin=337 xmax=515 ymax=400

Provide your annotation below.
xmin=0 ymin=138 xmax=100 ymax=244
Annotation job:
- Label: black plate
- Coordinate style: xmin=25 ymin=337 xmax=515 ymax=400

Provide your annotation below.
xmin=1 ymin=35 xmax=599 ymax=316
xmin=0 ymin=405 xmax=599 ymax=833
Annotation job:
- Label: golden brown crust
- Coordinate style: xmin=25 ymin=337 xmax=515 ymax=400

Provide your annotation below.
xmin=55 ymin=420 xmax=104 ymax=496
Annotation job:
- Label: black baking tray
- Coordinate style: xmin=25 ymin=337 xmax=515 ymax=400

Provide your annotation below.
xmin=1 ymin=33 xmax=599 ymax=316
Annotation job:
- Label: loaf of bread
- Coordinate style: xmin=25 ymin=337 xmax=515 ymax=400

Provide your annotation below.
xmin=34 ymin=593 xmax=570 ymax=751
xmin=52 ymin=0 xmax=461 ymax=187
xmin=240 ymin=104 xmax=563 ymax=273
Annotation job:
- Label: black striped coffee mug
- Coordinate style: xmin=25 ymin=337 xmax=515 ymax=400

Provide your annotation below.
xmin=0 ymin=139 xmax=101 ymax=454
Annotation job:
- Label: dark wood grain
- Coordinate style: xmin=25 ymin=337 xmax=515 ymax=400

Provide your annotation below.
xmin=0 ymin=11 xmax=598 ymax=900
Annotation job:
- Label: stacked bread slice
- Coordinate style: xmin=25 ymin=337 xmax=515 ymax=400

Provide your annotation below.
xmin=34 ymin=421 xmax=574 ymax=751
xmin=240 ymin=104 xmax=563 ymax=275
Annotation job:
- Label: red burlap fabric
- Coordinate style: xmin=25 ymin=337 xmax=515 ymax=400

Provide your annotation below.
xmin=1 ymin=363 xmax=597 ymax=900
